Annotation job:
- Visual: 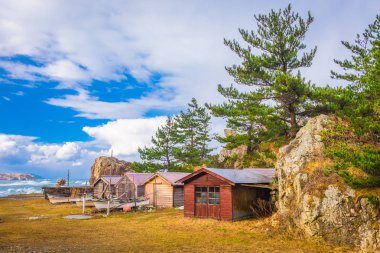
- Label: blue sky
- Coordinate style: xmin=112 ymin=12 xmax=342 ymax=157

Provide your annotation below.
xmin=0 ymin=0 xmax=379 ymax=178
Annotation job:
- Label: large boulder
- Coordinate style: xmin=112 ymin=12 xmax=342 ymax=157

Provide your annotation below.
xmin=89 ymin=156 xmax=133 ymax=184
xmin=276 ymin=115 xmax=380 ymax=251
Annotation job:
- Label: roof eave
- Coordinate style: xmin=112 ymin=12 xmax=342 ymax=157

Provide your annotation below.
xmin=177 ymin=168 xmax=235 ymax=186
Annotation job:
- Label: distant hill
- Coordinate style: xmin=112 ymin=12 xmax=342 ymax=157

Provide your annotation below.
xmin=30 ymin=173 xmax=43 ymax=179
xmin=0 ymin=173 xmax=36 ymax=180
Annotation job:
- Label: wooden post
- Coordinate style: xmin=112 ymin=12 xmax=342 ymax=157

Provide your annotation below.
xmin=82 ymin=193 xmax=86 ymax=215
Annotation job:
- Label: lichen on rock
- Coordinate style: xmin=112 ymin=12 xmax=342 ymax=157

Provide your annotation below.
xmin=276 ymin=114 xmax=380 ymax=252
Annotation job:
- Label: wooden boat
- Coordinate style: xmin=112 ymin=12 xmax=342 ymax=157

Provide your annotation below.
xmin=93 ymin=198 xmax=150 ymax=211
xmin=47 ymin=194 xmax=79 ymax=204
xmin=93 ymin=199 xmax=125 ymax=211
xmin=75 ymin=200 xmax=95 ymax=207
xmin=122 ymin=199 xmax=150 ymax=208
xmin=47 ymin=194 xmax=92 ymax=204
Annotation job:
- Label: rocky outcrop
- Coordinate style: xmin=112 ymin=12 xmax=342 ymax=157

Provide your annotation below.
xmin=218 ymin=129 xmax=248 ymax=168
xmin=276 ymin=114 xmax=380 ymax=252
xmin=89 ymin=156 xmax=133 ymax=184
xmin=0 ymin=173 xmax=36 ymax=180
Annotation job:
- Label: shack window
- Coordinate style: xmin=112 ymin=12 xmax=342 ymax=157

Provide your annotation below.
xmin=208 ymin=186 xmax=220 ymax=204
xmin=195 ymin=186 xmax=207 ymax=204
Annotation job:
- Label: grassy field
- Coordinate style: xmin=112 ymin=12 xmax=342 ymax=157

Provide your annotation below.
xmin=0 ymin=197 xmax=353 ymax=253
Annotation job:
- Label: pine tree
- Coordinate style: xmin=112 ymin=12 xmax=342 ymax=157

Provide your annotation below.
xmin=139 ymin=98 xmax=214 ymax=169
xmin=209 ymin=4 xmax=322 ymax=145
xmin=138 ymin=116 xmax=177 ymax=169
xmin=331 ymin=15 xmax=380 ymax=140
xmin=173 ymin=98 xmax=213 ymax=166
xmin=209 ymin=94 xmax=286 ymax=153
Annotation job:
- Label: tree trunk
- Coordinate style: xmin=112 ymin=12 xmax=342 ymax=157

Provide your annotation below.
xmin=288 ymin=105 xmax=298 ymax=138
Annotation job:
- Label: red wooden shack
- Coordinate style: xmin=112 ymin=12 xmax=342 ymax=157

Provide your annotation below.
xmin=177 ymin=168 xmax=275 ymax=221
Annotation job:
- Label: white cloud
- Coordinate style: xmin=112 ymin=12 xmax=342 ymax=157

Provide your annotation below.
xmin=2 ymin=1 xmax=377 ymax=118
xmin=0 ymin=133 xmax=99 ymax=177
xmin=46 ymin=89 xmax=178 ymax=119
xmin=43 ymin=60 xmax=89 ymax=82
xmin=12 ymin=91 xmax=24 ymax=96
xmin=0 ymin=134 xmax=36 ymax=156
xmin=82 ymin=117 xmax=167 ymax=157
xmin=0 ymin=1 xmax=379 ymax=177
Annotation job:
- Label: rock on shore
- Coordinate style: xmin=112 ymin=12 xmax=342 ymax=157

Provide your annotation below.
xmin=89 ymin=156 xmax=134 ymax=184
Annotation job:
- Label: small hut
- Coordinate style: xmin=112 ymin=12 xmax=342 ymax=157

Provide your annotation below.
xmin=143 ymin=172 xmax=190 ymax=208
xmin=93 ymin=175 xmax=123 ymax=199
xmin=124 ymin=173 xmax=154 ymax=198
xmin=177 ymin=168 xmax=275 ymax=221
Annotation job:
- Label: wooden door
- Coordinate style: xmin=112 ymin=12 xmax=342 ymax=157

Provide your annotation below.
xmin=195 ymin=186 xmax=220 ymax=219
xmin=195 ymin=186 xmax=207 ymax=217
xmin=207 ymin=186 xmax=220 ymax=219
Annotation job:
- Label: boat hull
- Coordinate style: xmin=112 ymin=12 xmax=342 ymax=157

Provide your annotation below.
xmin=122 ymin=200 xmax=150 ymax=208
xmin=93 ymin=200 xmax=124 ymax=210
xmin=75 ymin=201 xmax=95 ymax=207
xmin=47 ymin=194 xmax=91 ymax=204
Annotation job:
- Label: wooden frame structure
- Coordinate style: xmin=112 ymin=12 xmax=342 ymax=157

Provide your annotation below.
xmin=177 ymin=168 xmax=275 ymax=221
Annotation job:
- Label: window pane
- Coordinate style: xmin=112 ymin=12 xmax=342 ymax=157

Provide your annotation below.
xmin=202 ymin=187 xmax=207 ymax=192
xmin=209 ymin=198 xmax=215 ymax=204
xmin=215 ymin=187 xmax=220 ymax=192
xmin=195 ymin=193 xmax=201 ymax=203
xmin=209 ymin=193 xmax=215 ymax=198
xmin=215 ymin=199 xmax=220 ymax=204
xmin=215 ymin=193 xmax=220 ymax=199
xmin=209 ymin=187 xmax=214 ymax=192
xmin=201 ymin=192 xmax=207 ymax=203
xmin=195 ymin=187 xmax=201 ymax=192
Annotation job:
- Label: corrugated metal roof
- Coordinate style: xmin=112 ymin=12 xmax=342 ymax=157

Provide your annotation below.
xmin=205 ymin=168 xmax=275 ymax=184
xmin=100 ymin=175 xmax=123 ymax=185
xmin=157 ymin=172 xmax=191 ymax=185
xmin=125 ymin=173 xmax=154 ymax=185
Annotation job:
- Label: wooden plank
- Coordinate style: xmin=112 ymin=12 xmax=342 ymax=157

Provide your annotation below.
xmin=173 ymin=186 xmax=184 ymax=207
xmin=184 ymin=184 xmax=195 ymax=217
xmin=220 ymin=185 xmax=232 ymax=221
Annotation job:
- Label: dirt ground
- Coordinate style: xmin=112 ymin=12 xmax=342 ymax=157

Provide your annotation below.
xmin=0 ymin=197 xmax=354 ymax=253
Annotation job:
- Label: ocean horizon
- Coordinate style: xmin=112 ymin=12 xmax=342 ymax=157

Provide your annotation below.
xmin=0 ymin=179 xmax=90 ymax=197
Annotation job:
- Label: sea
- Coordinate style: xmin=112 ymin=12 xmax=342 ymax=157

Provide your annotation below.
xmin=0 ymin=179 xmax=89 ymax=197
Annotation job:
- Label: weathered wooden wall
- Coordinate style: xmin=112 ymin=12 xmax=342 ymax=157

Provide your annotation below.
xmin=115 ymin=177 xmax=135 ymax=200
xmin=173 ymin=186 xmax=184 ymax=207
xmin=232 ymin=186 xmax=270 ymax=220
xmin=93 ymin=180 xmax=118 ymax=199
xmin=183 ymin=173 xmax=233 ymax=221
xmin=42 ymin=186 xmax=93 ymax=199
xmin=93 ymin=181 xmax=105 ymax=199
xmin=144 ymin=176 xmax=174 ymax=208
xmin=137 ymin=185 xmax=145 ymax=197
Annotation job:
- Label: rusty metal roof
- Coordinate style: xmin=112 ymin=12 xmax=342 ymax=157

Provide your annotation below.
xmin=204 ymin=168 xmax=275 ymax=184
xmin=125 ymin=173 xmax=154 ymax=185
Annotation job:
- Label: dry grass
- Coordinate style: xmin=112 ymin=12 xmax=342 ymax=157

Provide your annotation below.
xmin=0 ymin=198 xmax=353 ymax=253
